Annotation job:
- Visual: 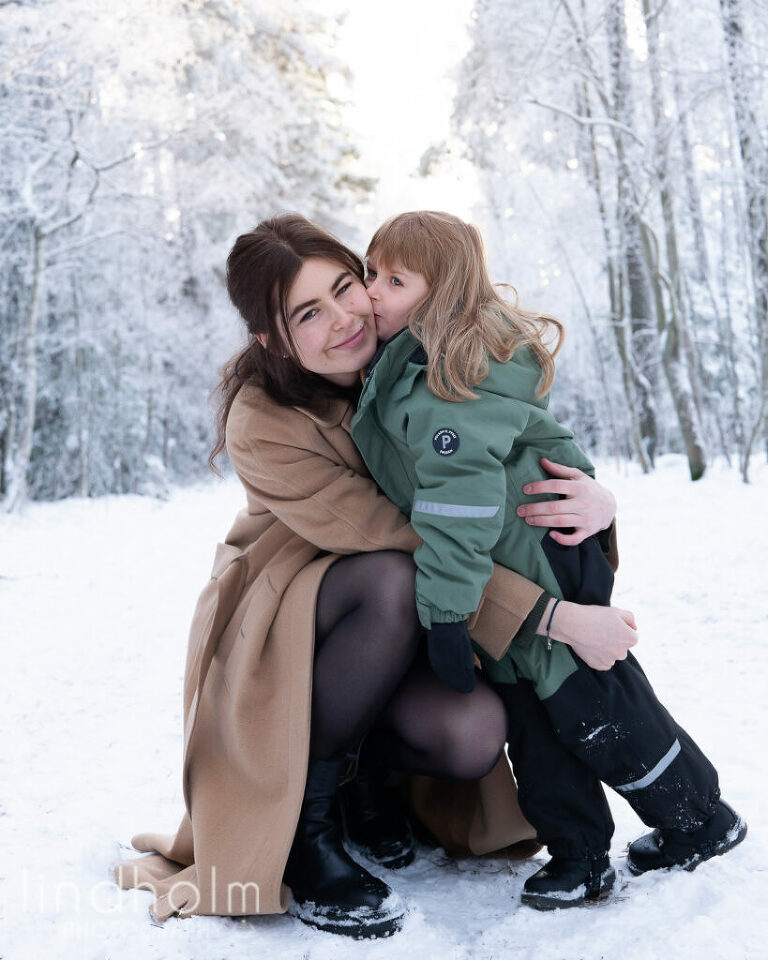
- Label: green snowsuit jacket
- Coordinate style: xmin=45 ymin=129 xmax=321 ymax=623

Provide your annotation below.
xmin=350 ymin=329 xmax=602 ymax=698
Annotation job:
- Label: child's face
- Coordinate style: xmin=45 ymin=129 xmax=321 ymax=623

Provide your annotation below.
xmin=365 ymin=255 xmax=430 ymax=341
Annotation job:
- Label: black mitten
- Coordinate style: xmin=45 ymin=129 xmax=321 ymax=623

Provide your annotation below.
xmin=426 ymin=621 xmax=476 ymax=694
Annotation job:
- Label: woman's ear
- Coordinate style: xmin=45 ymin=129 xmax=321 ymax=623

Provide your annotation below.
xmin=256 ymin=332 xmax=290 ymax=359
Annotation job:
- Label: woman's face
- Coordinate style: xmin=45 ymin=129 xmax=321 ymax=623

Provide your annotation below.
xmin=283 ymin=258 xmax=379 ymax=386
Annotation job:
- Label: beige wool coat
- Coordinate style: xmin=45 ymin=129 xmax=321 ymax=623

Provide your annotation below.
xmin=115 ymin=382 xmax=561 ymax=922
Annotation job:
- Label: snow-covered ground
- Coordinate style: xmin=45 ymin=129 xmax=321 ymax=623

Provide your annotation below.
xmin=2 ymin=455 xmax=767 ymax=960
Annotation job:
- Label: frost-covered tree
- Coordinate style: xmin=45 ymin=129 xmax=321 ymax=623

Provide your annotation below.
xmin=452 ymin=0 xmax=767 ymax=480
xmin=1 ymin=0 xmax=369 ymax=508
xmin=719 ymin=0 xmax=768 ymax=479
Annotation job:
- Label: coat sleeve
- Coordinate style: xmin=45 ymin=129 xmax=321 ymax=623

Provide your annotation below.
xmin=228 ymin=428 xmax=421 ymax=556
xmin=405 ymin=387 xmax=529 ymax=628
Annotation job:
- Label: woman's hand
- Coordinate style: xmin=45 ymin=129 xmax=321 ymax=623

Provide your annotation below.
xmin=515 ymin=457 xmax=616 ymax=546
xmin=538 ymin=599 xmax=638 ymax=670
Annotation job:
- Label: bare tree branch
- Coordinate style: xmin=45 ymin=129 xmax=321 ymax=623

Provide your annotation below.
xmin=525 ymin=96 xmax=646 ymax=145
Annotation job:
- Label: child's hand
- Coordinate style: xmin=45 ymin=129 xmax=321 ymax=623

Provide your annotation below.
xmin=426 ymin=622 xmax=477 ymax=693
xmin=515 ymin=458 xmax=616 ymax=545
xmin=545 ymin=601 xmax=638 ymax=670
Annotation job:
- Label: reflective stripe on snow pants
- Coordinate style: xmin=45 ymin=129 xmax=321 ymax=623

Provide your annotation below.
xmin=539 ymin=651 xmax=720 ymax=832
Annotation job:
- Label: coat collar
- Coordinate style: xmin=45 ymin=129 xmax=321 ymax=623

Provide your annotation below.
xmin=294 ymin=395 xmax=353 ymax=429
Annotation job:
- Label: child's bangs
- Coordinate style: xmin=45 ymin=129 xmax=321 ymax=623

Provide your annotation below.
xmin=367 ymin=218 xmax=436 ymax=278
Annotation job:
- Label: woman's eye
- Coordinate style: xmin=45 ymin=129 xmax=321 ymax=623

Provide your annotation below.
xmin=337 ymin=281 xmax=352 ymax=297
xmin=299 ymin=308 xmax=318 ymax=324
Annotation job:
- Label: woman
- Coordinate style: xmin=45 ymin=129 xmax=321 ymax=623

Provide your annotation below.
xmin=116 ymin=214 xmax=634 ymax=939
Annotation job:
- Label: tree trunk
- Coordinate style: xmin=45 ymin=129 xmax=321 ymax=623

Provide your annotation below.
xmin=6 ymin=228 xmax=44 ymax=511
xmin=112 ymin=332 xmax=123 ymax=494
xmin=720 ymin=0 xmax=768 ymax=481
xmin=2 ymin=398 xmax=15 ymax=501
xmin=72 ymin=277 xmax=89 ymax=498
xmin=643 ymin=0 xmax=708 ymax=479
xmin=607 ymin=0 xmax=659 ymax=466
xmin=673 ymin=69 xmax=709 ymax=286
xmin=674 ymin=64 xmax=745 ymax=466
xmin=578 ymin=77 xmax=651 ymax=472
xmin=624 ymin=233 xmax=659 ymax=464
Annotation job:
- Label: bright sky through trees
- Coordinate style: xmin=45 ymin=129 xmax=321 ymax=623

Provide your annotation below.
xmin=319 ymin=0 xmax=480 ymax=230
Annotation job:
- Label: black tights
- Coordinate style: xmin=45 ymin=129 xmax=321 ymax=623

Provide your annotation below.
xmin=312 ymin=551 xmax=506 ymax=781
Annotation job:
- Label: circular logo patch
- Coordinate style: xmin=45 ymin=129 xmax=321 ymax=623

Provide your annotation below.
xmin=433 ymin=428 xmax=460 ymax=456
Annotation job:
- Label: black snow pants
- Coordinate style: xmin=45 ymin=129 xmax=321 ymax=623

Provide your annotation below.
xmin=494 ymin=533 xmax=721 ymax=860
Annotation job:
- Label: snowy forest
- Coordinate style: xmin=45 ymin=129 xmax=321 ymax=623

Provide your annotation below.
xmin=1 ymin=0 xmax=767 ymax=510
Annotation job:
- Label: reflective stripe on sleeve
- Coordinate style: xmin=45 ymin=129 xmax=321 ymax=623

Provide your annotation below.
xmin=412 ymin=500 xmax=500 ymax=519
xmin=615 ymin=739 xmax=681 ymax=793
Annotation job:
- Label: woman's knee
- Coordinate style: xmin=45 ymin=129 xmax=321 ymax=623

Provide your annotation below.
xmin=316 ymin=551 xmax=418 ymax=639
xmin=438 ymin=685 xmax=507 ymax=779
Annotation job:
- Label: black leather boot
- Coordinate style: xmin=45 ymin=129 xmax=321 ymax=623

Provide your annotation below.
xmin=339 ymin=758 xmax=415 ymax=870
xmin=521 ymin=855 xmax=615 ymax=911
xmin=284 ymin=756 xmax=405 ymax=938
xmin=627 ymin=799 xmax=747 ymax=875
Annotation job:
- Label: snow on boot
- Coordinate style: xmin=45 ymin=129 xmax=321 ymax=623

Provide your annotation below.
xmin=626 ymin=799 xmax=747 ymax=875
xmin=284 ymin=756 xmax=405 ymax=939
xmin=521 ymin=855 xmax=615 ymax=911
xmin=339 ymin=759 xmax=415 ymax=870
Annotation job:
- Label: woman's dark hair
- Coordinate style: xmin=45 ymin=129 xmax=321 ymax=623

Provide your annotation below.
xmin=209 ymin=214 xmax=365 ymax=471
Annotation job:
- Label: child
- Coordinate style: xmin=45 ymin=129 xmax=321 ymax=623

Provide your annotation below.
xmin=350 ymin=210 xmax=746 ymax=910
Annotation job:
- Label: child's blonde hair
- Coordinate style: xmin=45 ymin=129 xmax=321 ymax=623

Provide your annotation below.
xmin=366 ymin=210 xmax=564 ymax=401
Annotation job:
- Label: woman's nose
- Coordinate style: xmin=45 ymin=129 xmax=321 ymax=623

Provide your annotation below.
xmin=330 ymin=299 xmax=356 ymax=326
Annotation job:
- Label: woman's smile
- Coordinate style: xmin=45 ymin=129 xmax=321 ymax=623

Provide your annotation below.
xmin=332 ymin=325 xmax=366 ymax=350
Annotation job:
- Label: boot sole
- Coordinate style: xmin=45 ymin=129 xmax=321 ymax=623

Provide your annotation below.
xmin=521 ymin=885 xmax=613 ymax=912
xmin=626 ymin=816 xmax=748 ymax=876
xmin=521 ymin=867 xmax=616 ymax=911
xmin=288 ymin=894 xmax=405 ymax=939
